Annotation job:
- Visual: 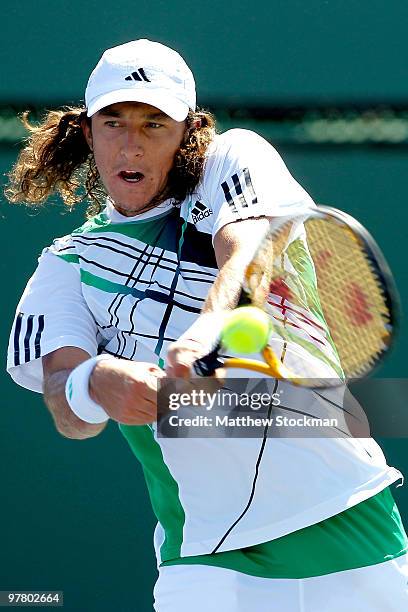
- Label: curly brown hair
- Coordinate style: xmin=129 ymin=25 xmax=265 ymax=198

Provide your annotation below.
xmin=4 ymin=105 xmax=216 ymax=218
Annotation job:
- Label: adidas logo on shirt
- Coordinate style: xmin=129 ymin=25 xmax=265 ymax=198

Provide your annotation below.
xmin=191 ymin=201 xmax=213 ymax=224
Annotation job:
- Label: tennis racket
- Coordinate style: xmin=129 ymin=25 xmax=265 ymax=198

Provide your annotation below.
xmin=193 ymin=205 xmax=399 ymax=388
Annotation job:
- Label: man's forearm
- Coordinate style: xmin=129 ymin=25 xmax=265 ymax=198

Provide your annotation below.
xmin=202 ymin=251 xmax=247 ymax=314
xmin=203 ymin=217 xmax=270 ymax=314
xmin=43 ymin=369 xmax=107 ymax=439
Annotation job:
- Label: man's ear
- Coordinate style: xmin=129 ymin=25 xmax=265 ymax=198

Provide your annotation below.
xmin=183 ymin=118 xmax=202 ymax=144
xmin=81 ymin=118 xmax=93 ymax=151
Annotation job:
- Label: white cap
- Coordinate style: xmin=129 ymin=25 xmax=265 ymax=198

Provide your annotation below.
xmin=85 ymin=39 xmax=196 ymax=122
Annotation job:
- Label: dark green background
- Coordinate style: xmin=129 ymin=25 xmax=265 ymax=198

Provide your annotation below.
xmin=2 ymin=0 xmax=408 ymax=106
xmin=1 ymin=2 xmax=407 ymax=611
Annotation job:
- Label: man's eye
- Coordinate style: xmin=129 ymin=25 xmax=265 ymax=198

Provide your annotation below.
xmin=105 ymin=120 xmax=120 ymax=127
xmin=147 ymin=122 xmax=163 ymax=129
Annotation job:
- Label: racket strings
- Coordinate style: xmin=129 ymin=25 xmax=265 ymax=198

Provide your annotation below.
xmin=304 ymin=218 xmax=392 ymax=378
xmin=245 ymin=214 xmax=393 ymax=382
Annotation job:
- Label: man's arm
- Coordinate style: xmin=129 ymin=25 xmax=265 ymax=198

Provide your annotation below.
xmin=166 ymin=217 xmax=270 ymax=377
xmin=43 ymin=348 xmax=165 ymax=439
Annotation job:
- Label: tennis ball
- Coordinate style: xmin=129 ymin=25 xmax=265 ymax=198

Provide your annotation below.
xmin=221 ymin=307 xmax=270 ymax=354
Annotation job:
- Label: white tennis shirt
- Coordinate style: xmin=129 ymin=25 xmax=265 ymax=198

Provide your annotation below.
xmin=7 ymin=129 xmax=401 ymax=564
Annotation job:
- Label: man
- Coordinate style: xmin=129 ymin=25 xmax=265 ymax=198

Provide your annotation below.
xmin=6 ymin=39 xmax=408 ymax=611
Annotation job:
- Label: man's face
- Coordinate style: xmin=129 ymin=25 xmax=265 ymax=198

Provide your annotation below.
xmin=82 ymin=102 xmax=186 ymax=216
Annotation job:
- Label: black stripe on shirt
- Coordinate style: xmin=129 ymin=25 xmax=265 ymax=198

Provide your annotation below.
xmin=73 ymin=236 xmax=179 ymax=270
xmin=24 ymin=315 xmax=34 ymax=362
xmin=243 ymin=168 xmax=258 ymax=205
xmin=13 ymin=312 xmax=23 ymax=366
xmin=221 ymin=181 xmax=239 ymax=213
xmin=231 ymin=173 xmax=249 ymax=208
xmin=34 ymin=315 xmax=44 ymax=359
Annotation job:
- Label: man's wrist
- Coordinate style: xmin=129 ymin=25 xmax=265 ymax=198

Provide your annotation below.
xmin=65 ymin=355 xmax=114 ymax=424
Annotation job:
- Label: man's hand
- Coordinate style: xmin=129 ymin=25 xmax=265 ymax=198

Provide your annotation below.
xmin=89 ymin=359 xmax=166 ymax=425
xmin=166 ymin=338 xmax=209 ymax=379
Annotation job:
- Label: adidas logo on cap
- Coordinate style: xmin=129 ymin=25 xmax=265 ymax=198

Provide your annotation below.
xmin=191 ymin=201 xmax=213 ymax=224
xmin=125 ymin=68 xmax=151 ymax=82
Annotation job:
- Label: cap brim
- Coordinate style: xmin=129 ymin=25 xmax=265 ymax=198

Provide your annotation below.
xmin=86 ymin=88 xmax=190 ymax=122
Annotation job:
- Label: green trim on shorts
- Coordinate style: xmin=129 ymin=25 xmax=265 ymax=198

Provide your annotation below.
xmin=160 ymin=487 xmax=408 ymax=579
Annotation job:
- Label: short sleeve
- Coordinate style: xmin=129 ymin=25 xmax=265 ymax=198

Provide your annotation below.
xmin=200 ymin=129 xmax=315 ymax=240
xmin=7 ymin=243 xmax=99 ymax=393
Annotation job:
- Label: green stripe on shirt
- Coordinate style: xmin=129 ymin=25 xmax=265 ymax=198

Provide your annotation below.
xmin=119 ymin=423 xmax=186 ymax=561
xmin=161 ymin=487 xmax=407 ymax=578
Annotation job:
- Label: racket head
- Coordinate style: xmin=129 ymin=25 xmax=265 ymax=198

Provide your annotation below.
xmin=239 ymin=205 xmax=400 ymax=387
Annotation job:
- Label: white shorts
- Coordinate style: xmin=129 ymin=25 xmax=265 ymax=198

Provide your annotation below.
xmin=153 ymin=555 xmax=408 ymax=611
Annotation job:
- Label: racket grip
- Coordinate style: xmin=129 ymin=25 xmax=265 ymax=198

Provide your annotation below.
xmin=193 ymin=344 xmax=224 ymax=377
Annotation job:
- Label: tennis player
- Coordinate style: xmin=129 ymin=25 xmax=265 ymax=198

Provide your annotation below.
xmin=6 ymin=39 xmax=408 ymax=611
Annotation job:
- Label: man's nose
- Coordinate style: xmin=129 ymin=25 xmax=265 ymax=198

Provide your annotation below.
xmin=121 ymin=131 xmax=144 ymax=158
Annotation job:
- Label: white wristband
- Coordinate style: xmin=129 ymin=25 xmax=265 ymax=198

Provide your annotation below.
xmin=65 ymin=354 xmax=114 ymax=424
xmin=178 ymin=312 xmax=227 ymax=353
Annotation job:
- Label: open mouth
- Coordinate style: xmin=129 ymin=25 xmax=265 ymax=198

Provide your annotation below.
xmin=119 ymin=171 xmax=145 ymax=183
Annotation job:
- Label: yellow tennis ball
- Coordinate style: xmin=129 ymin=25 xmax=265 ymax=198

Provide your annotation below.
xmin=221 ymin=307 xmax=270 ymax=354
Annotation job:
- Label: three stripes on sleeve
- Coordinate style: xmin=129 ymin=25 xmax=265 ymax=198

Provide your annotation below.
xmin=11 ymin=312 xmax=45 ymax=367
xmin=221 ymin=168 xmax=258 ymax=213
